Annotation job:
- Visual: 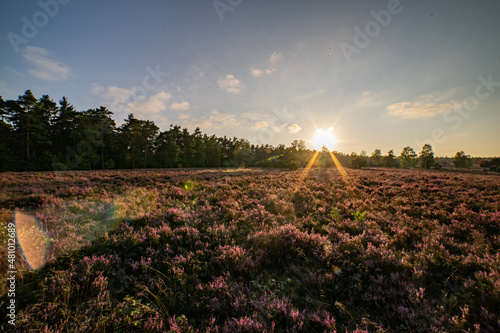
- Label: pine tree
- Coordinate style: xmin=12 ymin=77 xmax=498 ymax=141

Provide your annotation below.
xmin=9 ymin=90 xmax=38 ymax=169
xmin=419 ymin=144 xmax=438 ymax=169
xmin=193 ymin=127 xmax=206 ymax=167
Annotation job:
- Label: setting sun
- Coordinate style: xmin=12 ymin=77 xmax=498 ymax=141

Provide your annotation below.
xmin=311 ymin=127 xmax=337 ymax=151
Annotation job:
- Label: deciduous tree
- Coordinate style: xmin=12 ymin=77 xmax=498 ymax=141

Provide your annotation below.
xmin=453 ymin=151 xmax=473 ymax=169
xmin=400 ymin=146 xmax=417 ymax=168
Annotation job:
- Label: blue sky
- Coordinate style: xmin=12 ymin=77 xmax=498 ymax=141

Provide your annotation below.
xmin=1 ymin=0 xmax=499 ymax=156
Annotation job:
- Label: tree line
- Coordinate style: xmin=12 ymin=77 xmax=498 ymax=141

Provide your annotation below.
xmin=0 ymin=90 xmax=482 ymax=172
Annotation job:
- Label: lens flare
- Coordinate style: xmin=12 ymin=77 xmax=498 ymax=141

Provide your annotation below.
xmin=15 ymin=210 xmax=50 ymax=270
xmin=14 ymin=187 xmax=157 ymax=270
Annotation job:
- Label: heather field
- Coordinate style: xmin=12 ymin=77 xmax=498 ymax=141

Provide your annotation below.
xmin=1 ymin=168 xmax=499 ymax=332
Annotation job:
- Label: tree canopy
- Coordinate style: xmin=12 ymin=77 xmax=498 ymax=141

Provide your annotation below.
xmin=1 ymin=90 xmax=487 ymax=172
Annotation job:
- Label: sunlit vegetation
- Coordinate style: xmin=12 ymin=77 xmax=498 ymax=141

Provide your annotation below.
xmin=1 ymin=168 xmax=499 ymax=331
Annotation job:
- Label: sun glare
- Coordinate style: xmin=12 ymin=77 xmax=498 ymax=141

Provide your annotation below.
xmin=311 ymin=127 xmax=337 ymax=151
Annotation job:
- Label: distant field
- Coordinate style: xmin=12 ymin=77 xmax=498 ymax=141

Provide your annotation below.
xmin=1 ymin=168 xmax=499 ymax=332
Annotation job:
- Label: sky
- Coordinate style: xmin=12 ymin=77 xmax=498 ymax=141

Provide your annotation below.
xmin=1 ymin=0 xmax=499 ymax=157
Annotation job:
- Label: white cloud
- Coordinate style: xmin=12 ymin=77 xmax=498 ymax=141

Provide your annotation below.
xmin=251 ymin=121 xmax=269 ymax=131
xmin=217 ymin=74 xmax=243 ymax=94
xmin=89 ymin=83 xmax=171 ymax=118
xmin=268 ymin=52 xmax=283 ymax=66
xmin=171 ymin=101 xmax=190 ymax=111
xmin=127 ymin=91 xmax=172 ymax=115
xmin=22 ymin=46 xmax=71 ymax=81
xmin=250 ymin=52 xmax=282 ymax=78
xmin=89 ymin=83 xmax=134 ymax=111
xmin=250 ymin=68 xmax=273 ymax=78
xmin=208 ymin=110 xmax=241 ymax=129
xmin=178 ymin=113 xmax=190 ymax=120
xmin=195 ymin=120 xmax=213 ymax=129
xmin=191 ymin=110 xmax=241 ymax=130
xmin=108 ymin=86 xmax=135 ymax=104
xmin=250 ymin=68 xmax=264 ymax=78
xmin=288 ymin=124 xmax=302 ymax=134
xmin=146 ymin=114 xmax=170 ymax=129
xmin=386 ymin=90 xmax=465 ymax=119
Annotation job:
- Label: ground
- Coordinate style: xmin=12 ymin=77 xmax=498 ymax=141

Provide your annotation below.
xmin=0 ymin=168 xmax=499 ymax=332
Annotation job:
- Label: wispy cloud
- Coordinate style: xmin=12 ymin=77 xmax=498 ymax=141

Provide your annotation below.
xmin=146 ymin=114 xmax=170 ymax=129
xmin=0 ymin=79 xmax=10 ymax=95
xmin=171 ymin=101 xmax=190 ymax=111
xmin=5 ymin=66 xmax=24 ymax=77
xmin=89 ymin=83 xmax=171 ymax=118
xmin=354 ymin=90 xmax=384 ymax=108
xmin=268 ymin=52 xmax=283 ymax=66
xmin=250 ymin=68 xmax=273 ymax=78
xmin=288 ymin=124 xmax=302 ymax=134
xmin=250 ymin=52 xmax=282 ymax=78
xmin=128 ymin=91 xmax=171 ymax=115
xmin=89 ymin=83 xmax=132 ymax=103
xmin=251 ymin=121 xmax=269 ymax=131
xmin=190 ymin=110 xmax=242 ymax=130
xmin=217 ymin=74 xmax=243 ymax=94
xmin=271 ymin=126 xmax=281 ymax=133
xmin=241 ymin=111 xmax=275 ymax=122
xmin=386 ymin=89 xmax=465 ymax=119
xmin=89 ymin=83 xmax=133 ymax=113
xmin=22 ymin=46 xmax=71 ymax=81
